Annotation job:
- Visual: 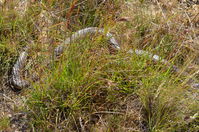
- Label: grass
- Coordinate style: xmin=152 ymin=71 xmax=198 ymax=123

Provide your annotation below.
xmin=0 ymin=0 xmax=199 ymax=131
xmin=0 ymin=116 xmax=10 ymax=131
xmin=26 ymin=36 xmax=197 ymax=131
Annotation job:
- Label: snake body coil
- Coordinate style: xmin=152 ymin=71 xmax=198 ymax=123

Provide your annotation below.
xmin=11 ymin=50 xmax=30 ymax=89
xmin=11 ymin=27 xmax=120 ymax=89
xmin=10 ymin=27 xmax=198 ymax=90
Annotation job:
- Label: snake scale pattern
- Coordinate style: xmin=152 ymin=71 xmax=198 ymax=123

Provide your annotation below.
xmin=10 ymin=27 xmax=199 ymax=90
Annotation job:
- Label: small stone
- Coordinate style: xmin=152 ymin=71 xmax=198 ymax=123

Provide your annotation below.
xmin=11 ymin=124 xmax=16 ymax=128
xmin=8 ymin=114 xmax=12 ymax=118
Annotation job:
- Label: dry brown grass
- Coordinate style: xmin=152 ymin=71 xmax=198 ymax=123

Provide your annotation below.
xmin=0 ymin=0 xmax=199 ymax=131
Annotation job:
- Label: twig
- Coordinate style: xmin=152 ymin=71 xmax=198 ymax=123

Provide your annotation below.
xmin=79 ymin=117 xmax=85 ymax=132
xmin=155 ymin=0 xmax=170 ymax=31
xmin=0 ymin=93 xmax=16 ymax=104
xmin=191 ymin=12 xmax=199 ymax=23
xmin=93 ymin=111 xmax=124 ymax=115
xmin=184 ymin=11 xmax=196 ymax=38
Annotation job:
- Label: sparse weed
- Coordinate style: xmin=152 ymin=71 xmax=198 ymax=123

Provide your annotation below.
xmin=0 ymin=116 xmax=10 ymax=131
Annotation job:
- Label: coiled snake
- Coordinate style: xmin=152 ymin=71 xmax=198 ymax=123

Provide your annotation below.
xmin=10 ymin=27 xmax=199 ymax=90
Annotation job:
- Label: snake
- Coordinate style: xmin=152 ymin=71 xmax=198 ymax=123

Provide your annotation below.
xmin=10 ymin=27 xmax=199 ymax=90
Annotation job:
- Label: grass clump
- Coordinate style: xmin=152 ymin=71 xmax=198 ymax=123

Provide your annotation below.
xmin=26 ymin=35 xmax=194 ymax=131
xmin=0 ymin=116 xmax=10 ymax=131
xmin=0 ymin=0 xmax=198 ymax=131
xmin=0 ymin=0 xmax=122 ymax=76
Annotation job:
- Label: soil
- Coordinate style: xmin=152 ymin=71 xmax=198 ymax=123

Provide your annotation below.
xmin=0 ymin=75 xmax=29 ymax=131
